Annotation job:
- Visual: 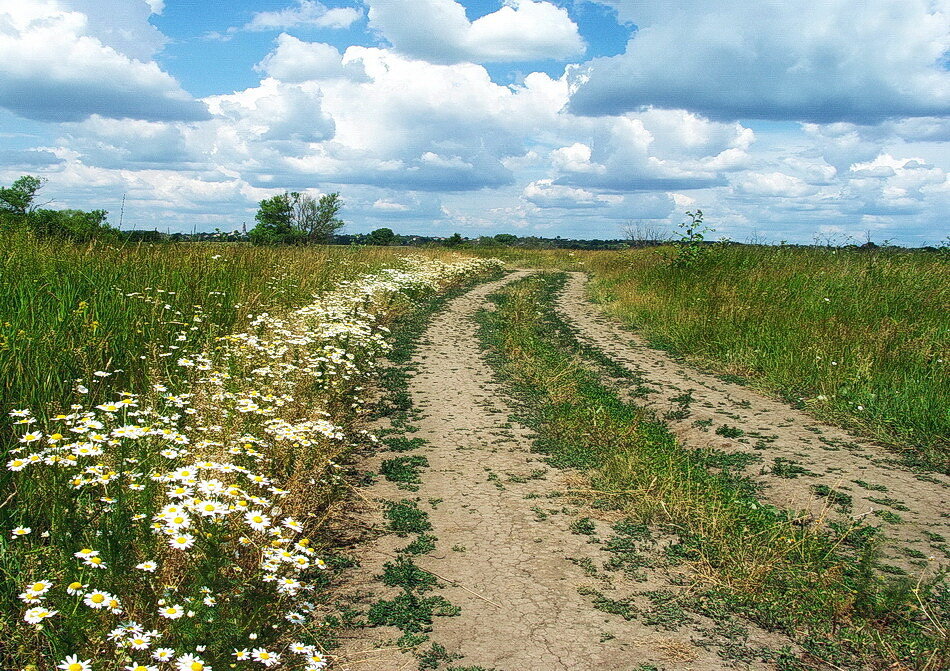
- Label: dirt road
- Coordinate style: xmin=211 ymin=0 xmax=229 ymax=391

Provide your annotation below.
xmin=556 ymin=271 xmax=950 ymax=573
xmin=338 ymin=272 xmax=789 ymax=670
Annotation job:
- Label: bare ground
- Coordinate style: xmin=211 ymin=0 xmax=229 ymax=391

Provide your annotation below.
xmin=556 ymin=271 xmax=950 ymax=574
xmin=335 ymin=272 xmax=792 ymax=671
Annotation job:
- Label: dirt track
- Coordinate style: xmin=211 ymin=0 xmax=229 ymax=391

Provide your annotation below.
xmin=556 ymin=271 xmax=950 ymax=573
xmin=338 ymin=272 xmax=790 ymax=670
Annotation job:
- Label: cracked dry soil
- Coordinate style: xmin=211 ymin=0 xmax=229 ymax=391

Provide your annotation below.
xmin=556 ymin=272 xmax=950 ymax=573
xmin=338 ymin=272 xmax=789 ymax=671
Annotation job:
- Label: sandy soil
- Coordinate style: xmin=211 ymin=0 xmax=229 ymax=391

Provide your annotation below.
xmin=556 ymin=271 xmax=950 ymax=573
xmin=336 ymin=272 xmax=790 ymax=671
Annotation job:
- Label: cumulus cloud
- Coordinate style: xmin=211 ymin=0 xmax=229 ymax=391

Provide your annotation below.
xmin=255 ymin=34 xmax=367 ymax=83
xmin=245 ymin=1 xmax=362 ymax=31
xmin=549 ymin=111 xmax=753 ymax=191
xmin=366 ymin=0 xmax=584 ymax=63
xmin=0 ymin=0 xmax=207 ymax=122
xmin=570 ymin=0 xmax=950 ymax=123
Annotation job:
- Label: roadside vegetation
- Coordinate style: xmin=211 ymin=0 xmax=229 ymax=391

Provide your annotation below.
xmin=0 ymin=230 xmax=502 ymax=670
xmin=478 ymin=272 xmax=948 ymax=670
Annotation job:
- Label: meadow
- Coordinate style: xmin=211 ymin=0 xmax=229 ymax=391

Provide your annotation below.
xmin=476 ymin=244 xmax=949 ymax=472
xmin=3 ymin=232 xmax=947 ymax=670
xmin=1 ymin=232 xmax=502 ymax=670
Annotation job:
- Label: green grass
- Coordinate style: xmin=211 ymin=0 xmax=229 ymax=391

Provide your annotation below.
xmin=0 ymin=235 xmax=501 ymax=669
xmin=470 ymin=244 xmax=949 ymax=471
xmin=582 ymin=245 xmax=949 ymax=471
xmin=477 ymin=271 xmax=948 ymax=670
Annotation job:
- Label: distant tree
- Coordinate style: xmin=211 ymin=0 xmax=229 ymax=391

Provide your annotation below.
xmin=249 ymin=193 xmax=296 ymax=244
xmin=443 ymin=232 xmax=464 ymax=247
xmin=249 ymin=191 xmax=345 ymax=244
xmin=622 ymin=220 xmax=670 ymax=247
xmin=0 ymin=175 xmax=45 ymax=215
xmin=366 ymin=227 xmax=396 ymax=246
xmin=493 ymin=233 xmax=518 ymax=246
xmin=29 ymin=208 xmax=115 ymax=242
xmin=295 ymin=192 xmax=344 ymax=243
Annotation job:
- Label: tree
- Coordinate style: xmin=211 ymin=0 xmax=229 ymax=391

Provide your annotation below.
xmin=296 ymin=192 xmax=344 ymax=243
xmin=249 ymin=191 xmax=345 ymax=244
xmin=443 ymin=232 xmax=464 ymax=247
xmin=248 ymin=193 xmax=296 ymax=244
xmin=0 ymin=175 xmax=45 ymax=215
xmin=493 ymin=233 xmax=518 ymax=246
xmin=366 ymin=227 xmax=396 ymax=246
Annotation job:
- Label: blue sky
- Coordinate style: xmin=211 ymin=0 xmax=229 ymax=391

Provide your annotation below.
xmin=1 ymin=0 xmax=948 ymax=244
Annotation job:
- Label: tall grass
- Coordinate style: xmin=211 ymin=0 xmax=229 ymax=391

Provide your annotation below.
xmin=0 ymin=233 xmax=432 ymax=422
xmin=582 ymin=245 xmax=949 ymax=470
xmin=0 ymin=233 xmax=502 ymax=669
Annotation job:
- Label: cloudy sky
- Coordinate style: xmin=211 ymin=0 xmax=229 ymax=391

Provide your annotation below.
xmin=2 ymin=0 xmax=949 ymax=243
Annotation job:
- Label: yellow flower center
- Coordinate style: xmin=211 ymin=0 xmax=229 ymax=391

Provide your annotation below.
xmin=68 ymin=581 xmax=82 ymax=590
xmin=90 ymin=557 xmax=102 ymax=564
xmin=69 ymin=664 xmax=83 ymax=671
xmin=134 ymin=666 xmax=147 ymax=671
xmin=91 ymin=594 xmax=104 ymax=603
xmin=252 ymin=516 xmax=263 ymax=523
xmin=174 ymin=517 xmax=184 ymax=524
xmin=32 ymin=582 xmax=45 ymax=591
xmin=191 ymin=663 xmax=203 ymax=671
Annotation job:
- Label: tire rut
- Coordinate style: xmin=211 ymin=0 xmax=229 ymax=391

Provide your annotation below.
xmin=556 ymin=271 xmax=950 ymax=575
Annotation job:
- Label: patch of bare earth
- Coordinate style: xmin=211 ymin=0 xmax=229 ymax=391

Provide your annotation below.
xmin=335 ymin=272 xmax=790 ymax=670
xmin=556 ymin=272 xmax=950 ymax=574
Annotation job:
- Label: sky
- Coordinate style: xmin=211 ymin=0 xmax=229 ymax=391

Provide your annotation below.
xmin=1 ymin=0 xmax=949 ymax=244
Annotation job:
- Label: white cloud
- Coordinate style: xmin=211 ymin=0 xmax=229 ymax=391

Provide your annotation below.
xmin=0 ymin=0 xmax=206 ymax=122
xmin=255 ymin=34 xmax=366 ymax=82
xmin=366 ymin=0 xmax=584 ymax=63
xmin=245 ymin=1 xmax=362 ymax=31
xmin=734 ymin=172 xmax=819 ymax=198
xmin=571 ymin=0 xmax=950 ymax=123
xmin=205 ymin=78 xmax=336 ymax=144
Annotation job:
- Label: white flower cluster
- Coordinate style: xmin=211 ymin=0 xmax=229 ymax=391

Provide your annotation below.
xmin=7 ymin=255 xmax=504 ymax=670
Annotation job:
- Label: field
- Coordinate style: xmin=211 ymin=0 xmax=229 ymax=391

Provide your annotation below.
xmin=3 ymin=235 xmax=948 ymax=670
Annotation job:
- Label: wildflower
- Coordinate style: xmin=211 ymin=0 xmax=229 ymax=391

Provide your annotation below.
xmin=283 ymin=517 xmax=303 ymax=533
xmin=152 ymin=648 xmax=176 ymax=662
xmin=163 ymin=513 xmax=192 ymax=530
xmin=159 ymin=604 xmax=185 ymax=619
xmin=128 ymin=634 xmax=153 ymax=650
xmin=57 ymin=656 xmax=92 ymax=671
xmin=19 ymin=432 xmax=43 ymax=443
xmin=84 ymin=555 xmax=107 ymax=569
xmin=233 ymin=649 xmax=250 ymax=660
xmin=24 ymin=606 xmax=58 ymax=624
xmin=125 ymin=665 xmax=158 ymax=671
xmin=84 ymin=590 xmax=111 ymax=609
xmin=168 ymin=534 xmax=196 ymax=550
xmin=11 ymin=526 xmax=31 ymax=537
xmin=67 ymin=581 xmax=86 ymax=595
xmin=289 ymin=642 xmax=313 ymax=654
xmin=136 ymin=561 xmax=158 ymax=572
xmin=175 ymin=653 xmax=209 ymax=671
xmin=26 ymin=580 xmax=52 ymax=596
xmin=251 ymin=649 xmax=280 ymax=666
xmin=245 ymin=510 xmax=271 ymax=531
